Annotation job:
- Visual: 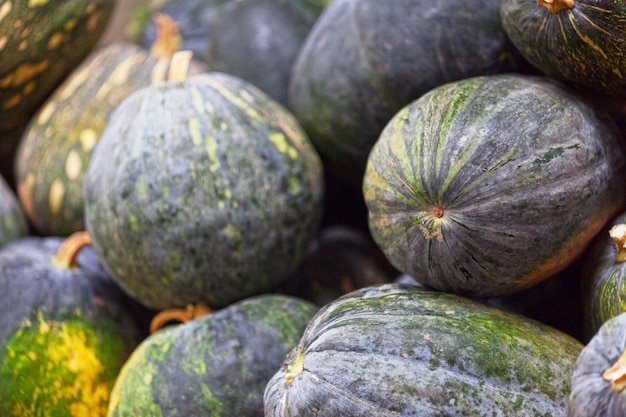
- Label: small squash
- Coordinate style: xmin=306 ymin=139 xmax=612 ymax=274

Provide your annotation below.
xmin=0 ymin=0 xmax=115 ymax=134
xmin=569 ymin=312 xmax=626 ymax=416
xmin=289 ymin=0 xmax=530 ymax=185
xmin=83 ymin=70 xmax=324 ymax=311
xmin=265 ymin=284 xmax=583 ymax=416
xmin=14 ymin=14 xmax=207 ymax=237
xmin=501 ymin=0 xmax=626 ymax=97
xmin=363 ymin=74 xmax=626 ymax=298
xmin=107 ymin=294 xmax=318 ymax=417
xmin=0 ymin=232 xmax=148 ymax=416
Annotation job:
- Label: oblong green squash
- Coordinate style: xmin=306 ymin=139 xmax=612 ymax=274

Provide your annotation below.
xmin=501 ymin=0 xmax=626 ymax=97
xmin=107 ymin=294 xmax=318 ymax=417
xmin=83 ymin=71 xmax=325 ymax=311
xmin=363 ymin=74 xmax=626 ymax=298
xmin=265 ymin=284 xmax=583 ymax=416
xmin=569 ymin=312 xmax=626 ymax=416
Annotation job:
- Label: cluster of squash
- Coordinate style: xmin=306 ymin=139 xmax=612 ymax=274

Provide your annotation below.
xmin=0 ymin=0 xmax=625 ymax=415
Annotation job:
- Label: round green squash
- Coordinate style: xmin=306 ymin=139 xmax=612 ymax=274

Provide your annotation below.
xmin=83 ymin=71 xmax=325 ymax=311
xmin=501 ymin=0 xmax=626 ymax=97
xmin=580 ymin=212 xmax=626 ymax=341
xmin=569 ymin=312 xmax=626 ymax=416
xmin=139 ymin=0 xmax=326 ymax=107
xmin=265 ymin=283 xmax=583 ymax=416
xmin=0 ymin=0 xmax=115 ymax=134
xmin=107 ymin=294 xmax=318 ymax=417
xmin=363 ymin=73 xmax=626 ymax=298
xmin=289 ymin=0 xmax=530 ymax=185
xmin=0 ymin=173 xmax=28 ymax=248
xmin=14 ymin=15 xmax=207 ymax=237
xmin=0 ymin=233 xmax=148 ymax=417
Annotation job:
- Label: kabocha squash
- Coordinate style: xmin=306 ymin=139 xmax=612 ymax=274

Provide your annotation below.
xmin=139 ymin=0 xmax=326 ymax=107
xmin=569 ymin=312 xmax=626 ymax=416
xmin=265 ymin=284 xmax=583 ymax=416
xmin=14 ymin=14 xmax=207 ymax=237
xmin=580 ymin=212 xmax=626 ymax=341
xmin=107 ymin=294 xmax=318 ymax=417
xmin=83 ymin=71 xmax=324 ymax=311
xmin=289 ymin=0 xmax=530 ymax=185
xmin=0 ymin=232 xmax=148 ymax=416
xmin=0 ymin=173 xmax=28 ymax=248
xmin=363 ymin=74 xmax=626 ymax=299
xmin=0 ymin=0 xmax=115 ymax=134
xmin=501 ymin=0 xmax=626 ymax=97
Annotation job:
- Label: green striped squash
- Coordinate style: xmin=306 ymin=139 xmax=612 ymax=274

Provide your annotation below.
xmin=265 ymin=284 xmax=583 ymax=416
xmin=501 ymin=0 xmax=626 ymax=97
xmin=107 ymin=294 xmax=318 ymax=417
xmin=363 ymin=74 xmax=626 ymax=298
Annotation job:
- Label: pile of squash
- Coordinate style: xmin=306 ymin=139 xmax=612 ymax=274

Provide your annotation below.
xmin=1 ymin=0 xmax=625 ymax=415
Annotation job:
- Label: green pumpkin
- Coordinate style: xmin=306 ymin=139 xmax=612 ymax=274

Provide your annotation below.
xmin=14 ymin=15 xmax=207 ymax=237
xmin=501 ymin=0 xmax=626 ymax=97
xmin=83 ymin=71 xmax=324 ymax=311
xmin=363 ymin=73 xmax=626 ymax=298
xmin=0 ymin=174 xmax=28 ymax=248
xmin=0 ymin=0 xmax=115 ymax=134
xmin=107 ymin=294 xmax=318 ymax=417
xmin=289 ymin=0 xmax=530 ymax=185
xmin=0 ymin=233 xmax=148 ymax=416
xmin=265 ymin=284 xmax=583 ymax=416
xmin=569 ymin=312 xmax=626 ymax=416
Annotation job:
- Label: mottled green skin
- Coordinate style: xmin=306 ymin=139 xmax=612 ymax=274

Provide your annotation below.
xmin=501 ymin=0 xmax=626 ymax=97
xmin=0 ymin=0 xmax=115 ymax=133
xmin=363 ymin=74 xmax=626 ymax=298
xmin=14 ymin=42 xmax=207 ymax=237
xmin=83 ymin=72 xmax=324 ymax=311
xmin=580 ymin=211 xmax=626 ymax=341
xmin=569 ymin=312 xmax=626 ymax=416
xmin=107 ymin=294 xmax=318 ymax=417
xmin=289 ymin=0 xmax=529 ymax=185
xmin=0 ymin=174 xmax=28 ymax=248
xmin=265 ymin=284 xmax=584 ymax=417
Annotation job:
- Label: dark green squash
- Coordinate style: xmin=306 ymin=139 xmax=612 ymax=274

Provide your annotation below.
xmin=580 ymin=212 xmax=626 ymax=341
xmin=265 ymin=283 xmax=583 ymax=416
xmin=289 ymin=0 xmax=531 ymax=185
xmin=107 ymin=294 xmax=318 ymax=417
xmin=14 ymin=14 xmax=207 ymax=237
xmin=83 ymin=71 xmax=325 ymax=311
xmin=0 ymin=173 xmax=28 ymax=248
xmin=138 ymin=0 xmax=327 ymax=107
xmin=0 ymin=232 xmax=148 ymax=416
xmin=363 ymin=74 xmax=626 ymax=298
xmin=569 ymin=312 xmax=626 ymax=416
xmin=0 ymin=0 xmax=115 ymax=134
xmin=501 ymin=0 xmax=626 ymax=97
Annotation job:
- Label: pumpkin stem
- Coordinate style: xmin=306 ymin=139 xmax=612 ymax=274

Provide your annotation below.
xmin=603 ymin=349 xmax=626 ymax=393
xmin=285 ymin=348 xmax=305 ymax=386
xmin=149 ymin=13 xmax=183 ymax=59
xmin=167 ymin=50 xmax=194 ymax=81
xmin=51 ymin=231 xmax=92 ymax=269
xmin=609 ymin=224 xmax=626 ymax=263
xmin=150 ymin=302 xmax=212 ymax=333
xmin=537 ymin=0 xmax=575 ymax=14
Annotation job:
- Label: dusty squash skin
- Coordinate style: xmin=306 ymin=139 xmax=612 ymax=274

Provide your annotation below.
xmin=83 ymin=72 xmax=324 ymax=311
xmin=363 ymin=74 xmax=626 ymax=299
xmin=569 ymin=312 xmax=626 ymax=416
xmin=289 ymin=0 xmax=530 ymax=185
xmin=265 ymin=283 xmax=583 ymax=417
xmin=0 ymin=0 xmax=115 ymax=134
xmin=14 ymin=37 xmax=207 ymax=237
xmin=0 ymin=174 xmax=28 ymax=248
xmin=501 ymin=0 xmax=626 ymax=97
xmin=0 ymin=235 xmax=147 ymax=417
xmin=107 ymin=294 xmax=318 ymax=417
